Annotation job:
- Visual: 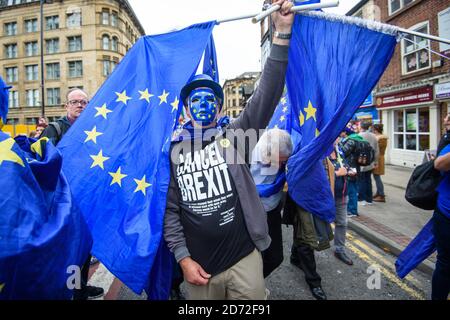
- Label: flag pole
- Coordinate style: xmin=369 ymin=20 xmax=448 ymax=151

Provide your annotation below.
xmin=252 ymin=0 xmax=340 ymax=24
xmin=398 ymin=28 xmax=450 ymax=46
xmin=217 ymin=0 xmax=339 ymax=24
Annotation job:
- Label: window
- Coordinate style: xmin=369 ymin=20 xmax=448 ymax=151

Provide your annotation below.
xmin=102 ymin=35 xmax=110 ymax=50
xmin=26 ymin=117 xmax=39 ymax=125
xmin=111 ymin=36 xmax=118 ymax=52
xmin=25 ymin=41 xmax=38 ymax=57
xmin=389 ymin=0 xmax=415 ymax=15
xmin=45 ymin=15 xmax=59 ymax=30
xmin=46 ymin=38 xmax=59 ymax=54
xmin=111 ymin=11 xmax=118 ymax=27
xmin=4 ymin=22 xmax=17 ymax=36
xmin=7 ymin=118 xmax=19 ymax=125
xmin=8 ymin=91 xmax=19 ymax=108
xmin=47 ymin=88 xmax=60 ymax=106
xmin=68 ymin=61 xmax=83 ymax=78
xmin=393 ymin=107 xmax=430 ymax=151
xmin=25 ymin=64 xmax=38 ymax=81
xmin=46 ymin=62 xmax=60 ymax=80
xmin=102 ymin=10 xmax=109 ymax=25
xmin=68 ymin=36 xmax=82 ymax=51
xmin=5 ymin=44 xmax=17 ymax=58
xmin=24 ymin=18 xmax=38 ymax=33
xmin=5 ymin=66 xmax=18 ymax=82
xmin=26 ymin=89 xmax=40 ymax=107
xmin=102 ymin=60 xmax=117 ymax=77
xmin=401 ymin=22 xmax=430 ymax=74
xmin=67 ymin=12 xmax=81 ymax=28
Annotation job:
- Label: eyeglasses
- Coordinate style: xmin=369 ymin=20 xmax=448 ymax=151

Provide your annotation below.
xmin=68 ymin=99 xmax=89 ymax=106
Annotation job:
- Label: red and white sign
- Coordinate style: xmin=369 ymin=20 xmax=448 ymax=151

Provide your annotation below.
xmin=376 ymin=86 xmax=433 ymax=108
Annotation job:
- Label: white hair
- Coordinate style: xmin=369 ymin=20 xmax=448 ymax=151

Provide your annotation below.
xmin=258 ymin=128 xmax=293 ymax=165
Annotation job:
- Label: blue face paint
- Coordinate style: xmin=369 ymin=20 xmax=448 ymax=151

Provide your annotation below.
xmin=188 ymin=87 xmax=219 ymax=126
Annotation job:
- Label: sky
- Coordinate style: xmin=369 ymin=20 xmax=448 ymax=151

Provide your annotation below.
xmin=127 ymin=0 xmax=360 ymax=84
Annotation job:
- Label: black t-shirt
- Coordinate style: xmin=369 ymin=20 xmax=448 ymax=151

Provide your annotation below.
xmin=174 ymin=138 xmax=254 ymax=275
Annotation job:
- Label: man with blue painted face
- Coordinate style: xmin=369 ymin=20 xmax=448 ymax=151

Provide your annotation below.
xmin=164 ymin=0 xmax=294 ymax=300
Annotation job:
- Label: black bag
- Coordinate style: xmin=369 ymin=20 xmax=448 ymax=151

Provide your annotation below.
xmin=352 ymin=138 xmax=375 ymax=166
xmin=405 ymin=160 xmax=442 ymax=210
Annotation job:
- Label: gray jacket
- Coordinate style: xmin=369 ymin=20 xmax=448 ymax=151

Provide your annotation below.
xmin=164 ymin=45 xmax=289 ymax=263
xmin=359 ymin=131 xmax=380 ymax=172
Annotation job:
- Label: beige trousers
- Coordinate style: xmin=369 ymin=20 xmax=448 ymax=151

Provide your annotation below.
xmin=184 ymin=249 xmax=266 ymax=300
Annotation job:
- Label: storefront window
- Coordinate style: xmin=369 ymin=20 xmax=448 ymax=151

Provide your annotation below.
xmin=393 ymin=107 xmax=430 ymax=152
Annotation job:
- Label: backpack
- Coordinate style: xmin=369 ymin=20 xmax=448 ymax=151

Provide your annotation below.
xmin=404 ymin=134 xmax=448 ymax=211
xmin=352 ymin=139 xmax=375 ymax=166
xmin=405 ymin=160 xmax=442 ymax=210
xmin=48 ymin=121 xmax=63 ymax=145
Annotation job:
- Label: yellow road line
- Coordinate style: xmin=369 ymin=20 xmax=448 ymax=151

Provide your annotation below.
xmin=347 ymin=232 xmax=424 ymax=289
xmin=346 ymin=241 xmax=425 ymax=300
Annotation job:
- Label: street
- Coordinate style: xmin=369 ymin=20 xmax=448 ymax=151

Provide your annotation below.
xmin=87 ymin=166 xmax=434 ymax=301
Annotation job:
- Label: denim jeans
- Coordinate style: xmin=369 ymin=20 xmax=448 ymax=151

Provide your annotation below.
xmin=432 ymin=210 xmax=450 ymax=300
xmin=373 ymin=174 xmax=385 ymax=197
xmin=334 ymin=196 xmax=348 ymax=253
xmin=347 ymin=179 xmax=358 ymax=215
xmin=358 ymin=170 xmax=373 ymax=203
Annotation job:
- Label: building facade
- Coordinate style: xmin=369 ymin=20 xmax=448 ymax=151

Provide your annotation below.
xmin=0 ymin=0 xmax=144 ymax=126
xmin=348 ymin=0 xmax=450 ymax=168
xmin=222 ymin=72 xmax=260 ymax=120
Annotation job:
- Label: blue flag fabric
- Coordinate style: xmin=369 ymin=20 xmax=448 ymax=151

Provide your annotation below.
xmin=0 ymin=76 xmax=11 ymax=126
xmin=57 ymin=21 xmax=217 ymax=297
xmin=203 ymin=35 xmax=219 ymax=83
xmin=283 ymin=12 xmax=397 ymax=222
xmin=395 ymin=219 xmax=436 ymax=279
xmin=0 ymin=134 xmax=92 ymax=300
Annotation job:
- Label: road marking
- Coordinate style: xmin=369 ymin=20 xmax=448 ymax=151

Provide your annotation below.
xmin=346 ymin=240 xmax=425 ymax=300
xmin=347 ymin=232 xmax=425 ymax=289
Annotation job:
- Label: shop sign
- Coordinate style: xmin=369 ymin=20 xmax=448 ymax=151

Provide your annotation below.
xmin=435 ymin=82 xmax=450 ymax=100
xmin=361 ymin=94 xmax=373 ymax=107
xmin=376 ymin=86 xmax=433 ymax=108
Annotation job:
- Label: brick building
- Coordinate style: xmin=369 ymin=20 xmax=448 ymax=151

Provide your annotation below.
xmin=0 ymin=0 xmax=144 ymax=127
xmin=349 ymin=0 xmax=450 ymax=167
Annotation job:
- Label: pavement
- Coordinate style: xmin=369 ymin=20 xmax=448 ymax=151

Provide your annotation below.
xmin=347 ymin=164 xmax=435 ymax=276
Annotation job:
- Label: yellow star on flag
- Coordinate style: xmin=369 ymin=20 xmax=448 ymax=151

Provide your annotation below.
xmin=90 ymin=150 xmax=110 ymax=170
xmin=95 ymin=104 xmax=113 ymax=119
xmin=84 ymin=126 xmax=103 ymax=144
xmin=0 ymin=283 xmax=4 ymax=293
xmin=116 ymin=90 xmax=132 ymax=105
xmin=158 ymin=90 xmax=169 ymax=105
xmin=139 ymin=89 xmax=154 ymax=103
xmin=280 ymin=96 xmax=287 ymax=105
xmin=299 ymin=111 xmax=305 ymax=127
xmin=0 ymin=138 xmax=24 ymax=167
xmin=280 ymin=115 xmax=285 ymax=122
xmin=30 ymin=137 xmax=49 ymax=158
xmin=134 ymin=175 xmax=151 ymax=195
xmin=170 ymin=96 xmax=180 ymax=113
xmin=282 ymin=106 xmax=288 ymax=113
xmin=304 ymin=100 xmax=317 ymax=122
xmin=109 ymin=167 xmax=128 ymax=187
xmin=316 ymin=128 xmax=320 ymax=137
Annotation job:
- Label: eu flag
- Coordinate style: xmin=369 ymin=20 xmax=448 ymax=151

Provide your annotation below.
xmin=57 ymin=21 xmax=217 ymax=298
xmin=269 ymin=12 xmax=397 ymax=222
xmin=0 ymin=134 xmax=92 ymax=299
xmin=0 ymin=76 xmax=11 ymax=127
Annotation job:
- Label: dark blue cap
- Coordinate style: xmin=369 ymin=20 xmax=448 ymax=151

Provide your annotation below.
xmin=180 ymin=74 xmax=224 ymax=107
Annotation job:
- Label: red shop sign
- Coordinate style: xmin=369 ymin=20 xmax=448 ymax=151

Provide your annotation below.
xmin=376 ymin=86 xmax=433 ymax=108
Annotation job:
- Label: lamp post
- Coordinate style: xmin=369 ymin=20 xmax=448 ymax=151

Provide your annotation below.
xmin=40 ymin=0 xmax=45 ymax=118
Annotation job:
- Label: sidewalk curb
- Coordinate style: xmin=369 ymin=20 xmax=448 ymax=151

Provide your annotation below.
xmin=348 ymin=219 xmax=435 ymax=277
xmin=383 ymin=182 xmax=406 ymax=190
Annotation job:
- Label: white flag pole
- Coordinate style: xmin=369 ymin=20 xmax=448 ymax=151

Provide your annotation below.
xmin=251 ymin=0 xmax=340 ymax=24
